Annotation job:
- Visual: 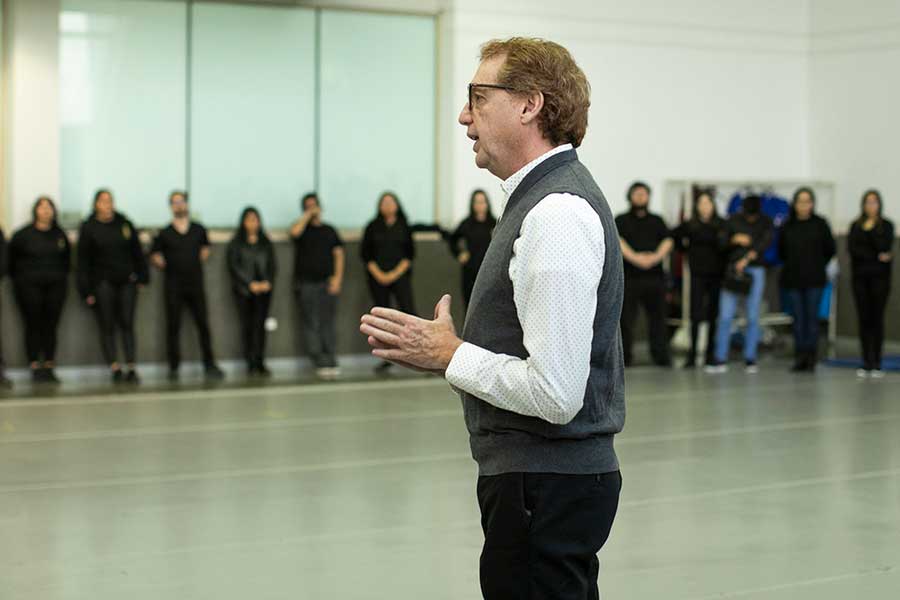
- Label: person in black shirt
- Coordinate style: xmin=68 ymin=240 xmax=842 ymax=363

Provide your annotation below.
xmin=0 ymin=225 xmax=10 ymax=389
xmin=672 ymin=192 xmax=727 ymax=368
xmin=361 ymin=192 xmax=416 ymax=373
xmin=847 ymin=189 xmax=894 ymax=377
xmin=227 ymin=207 xmax=276 ymax=377
xmin=778 ymin=187 xmax=836 ymax=372
xmin=290 ymin=193 xmax=345 ymax=378
xmin=8 ymin=197 xmax=71 ymax=384
xmin=616 ymin=181 xmax=674 ymax=367
xmin=707 ymin=196 xmax=774 ymax=374
xmin=449 ymin=189 xmax=496 ymax=308
xmin=150 ymin=191 xmax=224 ymax=382
xmin=77 ymin=189 xmax=149 ymax=384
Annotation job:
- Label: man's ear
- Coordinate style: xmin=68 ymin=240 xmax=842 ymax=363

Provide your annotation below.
xmin=521 ymin=91 xmax=544 ymax=125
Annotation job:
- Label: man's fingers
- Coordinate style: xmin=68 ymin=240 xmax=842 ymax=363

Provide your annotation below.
xmin=372 ymin=348 xmax=405 ymax=362
xmin=370 ymin=306 xmax=415 ymax=325
xmin=360 ymin=314 xmax=404 ymax=336
xmin=367 ymin=336 xmax=395 ymax=350
xmin=360 ymin=323 xmax=402 ymax=346
xmin=433 ymin=294 xmax=452 ymax=320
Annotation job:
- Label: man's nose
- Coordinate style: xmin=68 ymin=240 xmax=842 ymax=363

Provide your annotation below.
xmin=458 ymin=102 xmax=473 ymax=125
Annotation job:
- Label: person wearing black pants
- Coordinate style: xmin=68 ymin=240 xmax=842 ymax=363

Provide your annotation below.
xmin=616 ymin=181 xmax=674 ymax=367
xmin=9 ymin=197 xmax=71 ymax=384
xmin=0 ymin=226 xmax=11 ymax=389
xmin=848 ymin=189 xmax=894 ymax=378
xmin=361 ymin=192 xmax=416 ymax=373
xmin=290 ymin=193 xmax=345 ymax=378
xmin=150 ymin=191 xmax=224 ymax=382
xmin=77 ymin=189 xmax=149 ymax=384
xmin=672 ymin=191 xmax=728 ymax=368
xmin=449 ymin=189 xmax=497 ymax=308
xmin=227 ymin=207 xmax=276 ymax=377
xmin=778 ymin=187 xmax=836 ymax=372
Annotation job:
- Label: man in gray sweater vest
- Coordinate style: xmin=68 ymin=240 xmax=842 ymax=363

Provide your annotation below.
xmin=360 ymin=37 xmax=624 ymax=599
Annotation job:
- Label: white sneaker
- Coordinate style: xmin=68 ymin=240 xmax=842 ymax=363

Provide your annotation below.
xmin=704 ymin=363 xmax=728 ymax=374
xmin=856 ymin=369 xmax=869 ymax=379
xmin=316 ymin=367 xmax=341 ymax=380
xmin=745 ymin=362 xmax=759 ymax=374
xmin=870 ymin=369 xmax=885 ymax=379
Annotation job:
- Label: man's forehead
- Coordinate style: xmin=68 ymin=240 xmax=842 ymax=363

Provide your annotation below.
xmin=473 ymin=55 xmax=504 ymax=81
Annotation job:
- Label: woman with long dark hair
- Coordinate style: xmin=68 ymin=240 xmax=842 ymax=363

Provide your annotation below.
xmin=9 ymin=197 xmax=71 ymax=383
xmin=227 ymin=207 xmax=276 ymax=377
xmin=77 ymin=189 xmax=148 ymax=384
xmin=449 ymin=189 xmax=496 ymax=308
xmin=778 ymin=187 xmax=836 ymax=372
xmin=672 ymin=191 xmax=727 ymax=368
xmin=361 ymin=192 xmax=416 ymax=373
xmin=848 ymin=189 xmax=894 ymax=377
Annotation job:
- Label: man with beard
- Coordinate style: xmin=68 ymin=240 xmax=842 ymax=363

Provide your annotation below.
xmin=616 ymin=181 xmax=674 ymax=367
xmin=150 ymin=191 xmax=225 ymax=382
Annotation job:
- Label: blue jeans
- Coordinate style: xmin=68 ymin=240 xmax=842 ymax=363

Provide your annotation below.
xmin=786 ymin=287 xmax=824 ymax=353
xmin=715 ymin=266 xmax=766 ymax=363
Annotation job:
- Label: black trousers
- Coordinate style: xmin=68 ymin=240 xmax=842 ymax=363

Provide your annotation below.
xmin=13 ymin=279 xmax=68 ymax=364
xmin=478 ymin=471 xmax=622 ymax=600
xmin=297 ymin=281 xmax=338 ymax=368
xmin=688 ymin=274 xmax=721 ymax=364
xmin=234 ymin=292 xmax=271 ymax=369
xmin=621 ymin=276 xmax=670 ymax=365
xmin=852 ymin=274 xmax=891 ymax=370
xmin=165 ymin=282 xmax=215 ymax=371
xmin=367 ymin=273 xmax=416 ymax=315
xmin=93 ymin=281 xmax=138 ymax=366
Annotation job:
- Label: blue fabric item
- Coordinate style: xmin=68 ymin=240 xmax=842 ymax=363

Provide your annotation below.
xmin=824 ymin=355 xmax=900 ymax=372
xmin=727 ymin=192 xmax=791 ymax=265
xmin=715 ymin=266 xmax=766 ymax=362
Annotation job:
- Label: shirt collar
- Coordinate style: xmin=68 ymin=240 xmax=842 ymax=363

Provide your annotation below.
xmin=499 ymin=144 xmax=574 ymax=215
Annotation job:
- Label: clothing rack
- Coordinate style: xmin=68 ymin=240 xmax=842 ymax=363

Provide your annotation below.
xmin=661 ymin=178 xmax=839 ymax=359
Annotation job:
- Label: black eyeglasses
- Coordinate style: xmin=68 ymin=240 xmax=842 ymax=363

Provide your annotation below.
xmin=468 ymin=83 xmax=518 ymax=109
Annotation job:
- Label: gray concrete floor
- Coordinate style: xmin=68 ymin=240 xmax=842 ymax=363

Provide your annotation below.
xmin=1 ymin=361 xmax=898 ymax=599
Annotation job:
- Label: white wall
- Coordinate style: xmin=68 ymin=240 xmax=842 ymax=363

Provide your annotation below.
xmin=442 ymin=0 xmax=813 ymax=224
xmin=3 ymin=0 xmax=61 ymax=228
xmin=8 ymin=0 xmax=898 ymax=232
xmin=808 ymin=0 xmax=900 ymax=229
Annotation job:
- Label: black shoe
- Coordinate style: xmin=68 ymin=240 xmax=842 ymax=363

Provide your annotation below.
xmin=125 ymin=370 xmax=140 ymax=385
xmin=44 ymin=368 xmax=61 ymax=385
xmin=790 ymin=355 xmax=806 ymax=372
xmin=112 ymin=369 xmax=125 ymax=384
xmin=167 ymin=369 xmax=180 ymax=382
xmin=32 ymin=368 xmax=47 ymax=384
xmin=375 ymin=361 xmax=393 ymax=374
xmin=683 ymin=355 xmax=697 ymax=369
xmin=805 ymin=351 xmax=817 ymax=372
xmin=204 ymin=364 xmax=225 ymax=381
xmin=256 ymin=364 xmax=272 ymax=378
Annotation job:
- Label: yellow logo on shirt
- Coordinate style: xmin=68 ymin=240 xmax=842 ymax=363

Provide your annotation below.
xmin=122 ymin=225 xmax=132 ymax=240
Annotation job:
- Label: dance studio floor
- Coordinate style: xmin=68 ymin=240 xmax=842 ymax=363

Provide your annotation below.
xmin=1 ymin=363 xmax=898 ymax=599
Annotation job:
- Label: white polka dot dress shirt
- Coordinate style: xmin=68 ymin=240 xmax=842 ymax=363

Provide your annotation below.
xmin=445 ymin=144 xmax=607 ymax=425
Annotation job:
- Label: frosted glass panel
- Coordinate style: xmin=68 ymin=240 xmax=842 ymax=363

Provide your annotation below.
xmin=319 ymin=11 xmax=436 ymax=229
xmin=59 ymin=0 xmax=187 ymax=227
xmin=190 ymin=3 xmax=316 ymax=228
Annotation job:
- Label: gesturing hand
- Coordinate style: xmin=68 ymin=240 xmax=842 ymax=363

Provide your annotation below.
xmin=359 ymin=294 xmax=463 ymax=373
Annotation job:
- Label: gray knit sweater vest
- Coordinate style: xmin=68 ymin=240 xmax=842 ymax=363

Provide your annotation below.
xmin=460 ymin=149 xmax=625 ymax=476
